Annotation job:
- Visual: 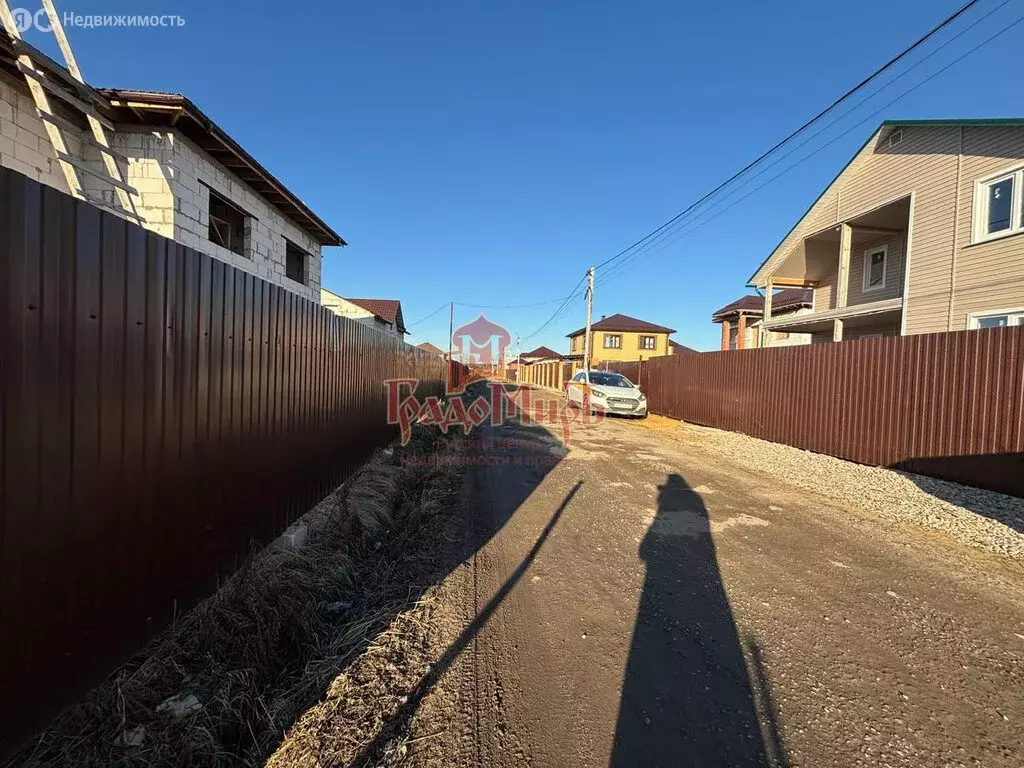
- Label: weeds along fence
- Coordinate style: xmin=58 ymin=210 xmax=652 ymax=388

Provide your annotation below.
xmin=608 ymin=327 xmax=1024 ymax=498
xmin=0 ymin=168 xmax=446 ymax=753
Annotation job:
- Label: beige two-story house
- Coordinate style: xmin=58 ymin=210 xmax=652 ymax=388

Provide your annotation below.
xmin=748 ymin=119 xmax=1024 ymax=343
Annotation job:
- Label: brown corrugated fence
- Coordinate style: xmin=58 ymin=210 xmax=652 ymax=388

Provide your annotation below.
xmin=0 ymin=168 xmax=445 ymax=752
xmin=609 ymin=328 xmax=1024 ymax=497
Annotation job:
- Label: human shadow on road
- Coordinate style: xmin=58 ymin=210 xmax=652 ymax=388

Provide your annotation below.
xmin=610 ymin=473 xmax=787 ymax=768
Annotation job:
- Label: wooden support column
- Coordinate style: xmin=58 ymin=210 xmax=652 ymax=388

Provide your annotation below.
xmin=836 ymin=223 xmax=852 ymax=309
xmin=834 ymin=222 xmax=852 ymax=343
xmin=721 ymin=319 xmax=731 ymax=350
xmin=763 ymin=282 xmax=773 ymax=349
xmin=737 ymin=314 xmax=747 ymax=350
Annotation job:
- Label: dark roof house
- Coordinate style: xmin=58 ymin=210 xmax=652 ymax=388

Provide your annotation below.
xmin=711 ymin=289 xmax=812 ymax=322
xmin=567 ymin=313 xmax=676 ymax=337
xmin=521 ymin=345 xmax=561 ymax=360
xmin=670 ymin=340 xmax=700 ymax=355
xmin=416 ymin=342 xmax=445 ymax=356
xmin=343 ymin=298 xmax=407 ymax=334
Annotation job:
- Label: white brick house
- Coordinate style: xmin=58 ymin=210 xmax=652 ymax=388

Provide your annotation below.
xmin=0 ymin=49 xmax=343 ymax=302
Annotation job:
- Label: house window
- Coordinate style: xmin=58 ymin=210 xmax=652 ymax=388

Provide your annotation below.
xmin=974 ymin=167 xmax=1024 ymax=242
xmin=603 ymin=333 xmax=622 ymax=349
xmin=207 ymin=188 xmax=248 ymax=257
xmin=887 ymin=128 xmax=903 ymax=148
xmin=639 ymin=335 xmax=657 ymax=350
xmin=967 ymin=309 xmax=1024 ymax=330
xmin=285 ymin=240 xmax=308 ymax=285
xmin=862 ymin=245 xmax=887 ymax=292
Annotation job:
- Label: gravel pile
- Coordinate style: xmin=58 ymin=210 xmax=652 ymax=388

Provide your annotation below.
xmin=681 ymin=423 xmax=1024 ymax=559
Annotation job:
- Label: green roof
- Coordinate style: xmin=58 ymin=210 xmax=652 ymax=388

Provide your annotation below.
xmin=745 ymin=118 xmax=1024 ymax=287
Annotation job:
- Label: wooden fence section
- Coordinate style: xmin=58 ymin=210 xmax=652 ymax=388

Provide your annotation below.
xmin=0 ymin=168 xmax=445 ymax=752
xmin=517 ymin=359 xmax=574 ymax=390
xmin=608 ymin=328 xmax=1024 ymax=498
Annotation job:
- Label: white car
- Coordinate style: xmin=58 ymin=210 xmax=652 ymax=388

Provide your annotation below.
xmin=564 ymin=370 xmax=647 ymax=418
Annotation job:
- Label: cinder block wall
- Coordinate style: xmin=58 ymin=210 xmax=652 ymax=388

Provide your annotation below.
xmin=1 ymin=74 xmax=322 ymax=303
xmin=171 ymin=134 xmax=322 ymax=303
xmin=0 ymin=72 xmax=83 ymax=192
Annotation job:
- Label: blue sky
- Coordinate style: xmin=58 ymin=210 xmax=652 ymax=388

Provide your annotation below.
xmin=21 ymin=0 xmax=1022 ymax=351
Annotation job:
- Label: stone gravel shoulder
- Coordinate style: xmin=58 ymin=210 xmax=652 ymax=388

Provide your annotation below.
xmin=645 ymin=417 xmax=1024 ymax=559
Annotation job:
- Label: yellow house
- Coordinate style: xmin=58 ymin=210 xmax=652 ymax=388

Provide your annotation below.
xmin=567 ymin=313 xmax=677 ymax=365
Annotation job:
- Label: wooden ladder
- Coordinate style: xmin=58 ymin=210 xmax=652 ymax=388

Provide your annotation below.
xmin=0 ymin=0 xmax=141 ymax=222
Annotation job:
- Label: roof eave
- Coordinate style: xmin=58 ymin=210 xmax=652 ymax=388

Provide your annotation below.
xmin=100 ymin=90 xmax=346 ymax=248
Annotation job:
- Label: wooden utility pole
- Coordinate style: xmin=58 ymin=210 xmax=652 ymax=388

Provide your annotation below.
xmin=582 ymin=266 xmax=595 ymax=382
xmin=447 ymin=301 xmax=454 ymax=390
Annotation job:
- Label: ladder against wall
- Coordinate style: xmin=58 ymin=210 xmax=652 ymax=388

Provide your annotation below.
xmin=0 ymin=0 xmax=141 ymax=222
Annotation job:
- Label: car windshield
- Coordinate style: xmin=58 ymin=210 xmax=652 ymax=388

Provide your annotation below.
xmin=588 ymin=372 xmax=633 ymax=388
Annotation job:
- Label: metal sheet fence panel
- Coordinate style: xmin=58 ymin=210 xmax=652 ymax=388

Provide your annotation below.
xmin=0 ymin=169 xmax=446 ymax=754
xmin=609 ymin=329 xmax=1024 ymax=498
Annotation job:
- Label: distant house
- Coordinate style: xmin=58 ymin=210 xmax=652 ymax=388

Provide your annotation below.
xmin=670 ymin=340 xmax=701 ymax=355
xmin=321 ymin=290 xmax=407 ymax=337
xmin=521 ymin=345 xmax=561 ymax=363
xmin=712 ymin=289 xmax=813 ymax=350
xmin=415 ymin=341 xmax=445 ymax=357
xmin=567 ymin=313 xmax=677 ymax=364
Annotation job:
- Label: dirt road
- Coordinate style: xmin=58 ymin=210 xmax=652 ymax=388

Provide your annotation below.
xmin=399 ymin=384 xmax=1024 ymax=768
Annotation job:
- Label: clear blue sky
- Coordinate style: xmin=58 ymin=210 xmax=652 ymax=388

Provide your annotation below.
xmin=22 ymin=0 xmax=1022 ymax=351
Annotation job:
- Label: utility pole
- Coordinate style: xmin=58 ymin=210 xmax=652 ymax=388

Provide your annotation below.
xmin=447 ymin=301 xmax=454 ymax=391
xmin=582 ymin=266 xmax=595 ymax=383
xmin=516 ymin=336 xmax=521 ymax=383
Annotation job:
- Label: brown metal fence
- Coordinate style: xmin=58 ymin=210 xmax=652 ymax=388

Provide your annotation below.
xmin=608 ymin=328 xmax=1024 ymax=497
xmin=0 ymin=168 xmax=446 ymax=752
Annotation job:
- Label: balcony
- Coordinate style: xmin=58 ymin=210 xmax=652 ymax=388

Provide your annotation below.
xmin=762 ymin=195 xmax=910 ymax=342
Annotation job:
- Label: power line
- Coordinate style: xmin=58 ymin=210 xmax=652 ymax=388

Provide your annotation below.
xmin=455 ymin=295 xmax=576 ymax=309
xmin=593 ymin=0 xmax=984 ymax=276
xmin=404 ymin=301 xmax=450 ymax=329
xmin=595 ymin=0 xmax=1020 ymax=286
xmin=522 ymin=273 xmax=589 ymax=340
xmin=595 ymin=7 xmax=1024 ymax=284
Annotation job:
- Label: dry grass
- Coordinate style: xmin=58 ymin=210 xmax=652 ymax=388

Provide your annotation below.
xmin=11 ymin=426 xmax=464 ymax=768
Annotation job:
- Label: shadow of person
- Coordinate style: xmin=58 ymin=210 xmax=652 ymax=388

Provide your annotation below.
xmin=610 ymin=473 xmax=777 ymax=767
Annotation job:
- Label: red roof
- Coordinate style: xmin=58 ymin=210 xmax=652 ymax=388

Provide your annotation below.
xmin=670 ymin=340 xmax=700 ymax=355
xmin=415 ymin=341 xmax=444 ymax=355
xmin=712 ymin=289 xmax=811 ymax=321
xmin=343 ymin=298 xmax=407 ymax=333
xmin=522 ymin=345 xmax=560 ymax=359
xmin=567 ymin=313 xmax=676 ymax=337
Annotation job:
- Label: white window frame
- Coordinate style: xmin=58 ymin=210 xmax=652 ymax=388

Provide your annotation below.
xmin=966 ymin=308 xmax=1024 ymax=330
xmin=603 ymin=333 xmax=622 ymax=349
xmin=862 ymin=244 xmax=888 ymax=293
xmin=972 ymin=165 xmax=1024 ymax=244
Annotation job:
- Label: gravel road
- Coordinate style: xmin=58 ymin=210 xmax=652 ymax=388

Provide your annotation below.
xmin=398 ymin=386 xmax=1024 ymax=768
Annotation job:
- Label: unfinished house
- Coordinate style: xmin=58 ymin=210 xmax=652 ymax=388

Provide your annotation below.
xmin=748 ymin=119 xmax=1024 ymax=343
xmin=0 ymin=33 xmax=343 ymax=302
